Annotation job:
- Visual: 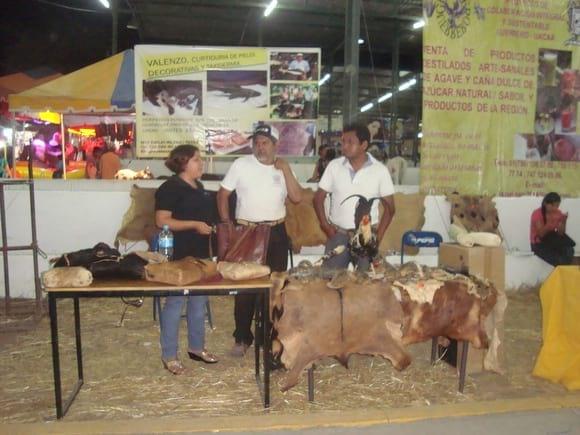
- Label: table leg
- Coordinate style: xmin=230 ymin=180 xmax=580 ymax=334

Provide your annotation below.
xmin=49 ymin=295 xmax=84 ymax=419
xmin=49 ymin=294 xmax=63 ymax=419
xmin=254 ymin=295 xmax=261 ymax=380
xmin=458 ymin=341 xmax=469 ymax=393
xmin=263 ymin=289 xmax=270 ymax=408
xmin=74 ymin=297 xmax=84 ymax=381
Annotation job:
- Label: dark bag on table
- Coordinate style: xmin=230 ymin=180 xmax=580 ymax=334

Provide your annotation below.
xmin=51 ymin=242 xmax=121 ymax=268
xmin=88 ymin=253 xmax=149 ymax=279
xmin=216 ymin=222 xmax=271 ymax=264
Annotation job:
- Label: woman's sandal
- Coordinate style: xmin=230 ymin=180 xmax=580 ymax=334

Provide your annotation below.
xmin=162 ymin=359 xmax=186 ymax=375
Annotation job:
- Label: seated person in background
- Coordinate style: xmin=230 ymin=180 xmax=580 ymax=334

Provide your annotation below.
xmin=530 ymin=192 xmax=575 ymax=266
xmin=307 ymin=145 xmax=336 ymax=182
xmin=98 ymin=144 xmax=122 ymax=179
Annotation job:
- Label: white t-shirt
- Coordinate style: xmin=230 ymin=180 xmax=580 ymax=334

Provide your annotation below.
xmin=221 ymin=155 xmax=287 ymax=222
xmin=289 ymin=59 xmax=310 ymax=73
xmin=318 ymin=154 xmax=395 ymax=230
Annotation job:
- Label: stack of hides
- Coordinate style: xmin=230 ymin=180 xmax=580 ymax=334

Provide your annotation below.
xmin=42 ymin=243 xmax=165 ymax=288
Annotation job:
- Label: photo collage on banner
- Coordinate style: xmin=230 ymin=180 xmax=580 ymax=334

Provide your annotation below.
xmin=268 ymin=50 xmax=320 ymax=156
xmin=134 ymin=46 xmax=320 ymax=158
xmin=421 ymin=0 xmax=580 ymax=196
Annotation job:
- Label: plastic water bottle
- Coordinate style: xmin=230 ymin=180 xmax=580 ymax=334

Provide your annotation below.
xmin=157 ymin=224 xmax=174 ymax=260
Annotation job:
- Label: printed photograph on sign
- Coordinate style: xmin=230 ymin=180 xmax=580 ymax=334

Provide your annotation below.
xmin=205 ymin=128 xmax=252 ymax=155
xmin=271 ymin=121 xmax=316 ymax=156
xmin=536 ymin=48 xmax=578 ymax=135
xmin=269 ymin=51 xmax=319 ymax=81
xmin=513 ymin=133 xmax=580 ymax=162
xmin=205 ymin=121 xmax=316 ymax=156
xmin=270 ymin=83 xmax=319 ymax=120
xmin=142 ymin=80 xmax=202 ymax=117
xmin=206 ymin=70 xmax=267 ymax=110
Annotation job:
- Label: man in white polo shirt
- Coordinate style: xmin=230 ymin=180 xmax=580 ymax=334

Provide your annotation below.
xmin=217 ymin=123 xmax=302 ymax=357
xmin=313 ymin=122 xmax=395 ymax=270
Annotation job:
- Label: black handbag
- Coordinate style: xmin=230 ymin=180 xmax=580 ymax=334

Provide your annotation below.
xmin=541 ymin=231 xmax=576 ymax=250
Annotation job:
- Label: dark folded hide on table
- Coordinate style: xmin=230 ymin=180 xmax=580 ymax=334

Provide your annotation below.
xmin=52 ymin=242 xmax=121 ymax=268
xmin=88 ymin=253 xmax=148 ymax=279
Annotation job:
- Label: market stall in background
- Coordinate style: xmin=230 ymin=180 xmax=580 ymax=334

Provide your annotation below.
xmin=8 ymin=112 xmax=135 ymax=179
xmin=0 ymin=69 xmax=63 ymax=179
xmin=7 ymin=50 xmax=135 ymax=179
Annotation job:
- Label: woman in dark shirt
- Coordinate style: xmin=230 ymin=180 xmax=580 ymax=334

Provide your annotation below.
xmin=155 ymin=144 xmax=218 ymax=375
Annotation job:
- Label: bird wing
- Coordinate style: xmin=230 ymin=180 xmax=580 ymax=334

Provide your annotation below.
xmin=341 ymin=195 xmax=383 ymax=229
xmin=340 ymin=194 xmax=367 ymax=206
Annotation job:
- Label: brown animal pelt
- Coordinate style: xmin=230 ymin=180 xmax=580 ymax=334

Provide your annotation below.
xmin=379 ymin=193 xmax=426 ymax=255
xmin=115 ymin=185 xmax=156 ymax=246
xmin=446 ymin=192 xmax=500 ymax=235
xmin=285 ymin=188 xmax=327 ymax=253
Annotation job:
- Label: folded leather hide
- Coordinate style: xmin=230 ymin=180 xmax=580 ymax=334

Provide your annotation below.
xmin=217 ymin=261 xmax=271 ymax=281
xmin=42 ymin=267 xmax=93 ymax=288
xmin=145 ymin=257 xmax=218 ymax=286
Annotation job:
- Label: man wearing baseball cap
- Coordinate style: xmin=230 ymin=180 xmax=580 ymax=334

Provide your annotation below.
xmin=217 ymin=122 xmax=302 ymax=357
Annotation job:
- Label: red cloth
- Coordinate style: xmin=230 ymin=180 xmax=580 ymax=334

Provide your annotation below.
xmin=530 ymin=207 xmax=566 ymax=244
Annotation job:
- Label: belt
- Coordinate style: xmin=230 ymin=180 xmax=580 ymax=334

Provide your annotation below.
xmin=333 ymin=223 xmax=378 ymax=235
xmin=237 ymin=217 xmax=285 ymax=227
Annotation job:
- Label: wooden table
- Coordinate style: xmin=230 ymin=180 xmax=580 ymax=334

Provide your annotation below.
xmin=44 ymin=277 xmax=273 ymax=419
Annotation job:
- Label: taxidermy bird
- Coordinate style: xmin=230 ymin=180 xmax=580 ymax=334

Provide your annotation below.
xmin=341 ymin=194 xmax=381 ymax=268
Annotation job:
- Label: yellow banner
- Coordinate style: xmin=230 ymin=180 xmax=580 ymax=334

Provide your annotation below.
xmin=421 ymin=0 xmax=580 ymax=196
xmin=141 ymin=49 xmax=267 ymax=80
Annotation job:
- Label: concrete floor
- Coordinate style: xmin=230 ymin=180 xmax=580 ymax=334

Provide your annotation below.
xmin=210 ymin=409 xmax=580 ymax=435
xmin=3 ymin=395 xmax=579 ymax=435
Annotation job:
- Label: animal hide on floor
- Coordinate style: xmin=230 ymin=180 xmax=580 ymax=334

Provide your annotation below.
xmin=271 ymin=264 xmax=499 ymax=391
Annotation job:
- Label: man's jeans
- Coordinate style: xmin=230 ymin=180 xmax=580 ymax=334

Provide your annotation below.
xmin=323 ymin=231 xmax=370 ymax=271
xmin=160 ymin=295 xmax=207 ymax=360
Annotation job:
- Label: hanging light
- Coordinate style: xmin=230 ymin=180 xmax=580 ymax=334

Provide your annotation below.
xmin=378 ymin=92 xmax=393 ymax=103
xmin=412 ymin=20 xmax=425 ymax=30
xmin=126 ymin=16 xmax=138 ymax=30
xmin=264 ymin=0 xmax=278 ymax=17
xmin=398 ymin=78 xmax=417 ymax=91
xmin=318 ymin=73 xmax=331 ymax=86
xmin=98 ymin=0 xmax=110 ymax=8
xmin=360 ymin=102 xmax=374 ymax=112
